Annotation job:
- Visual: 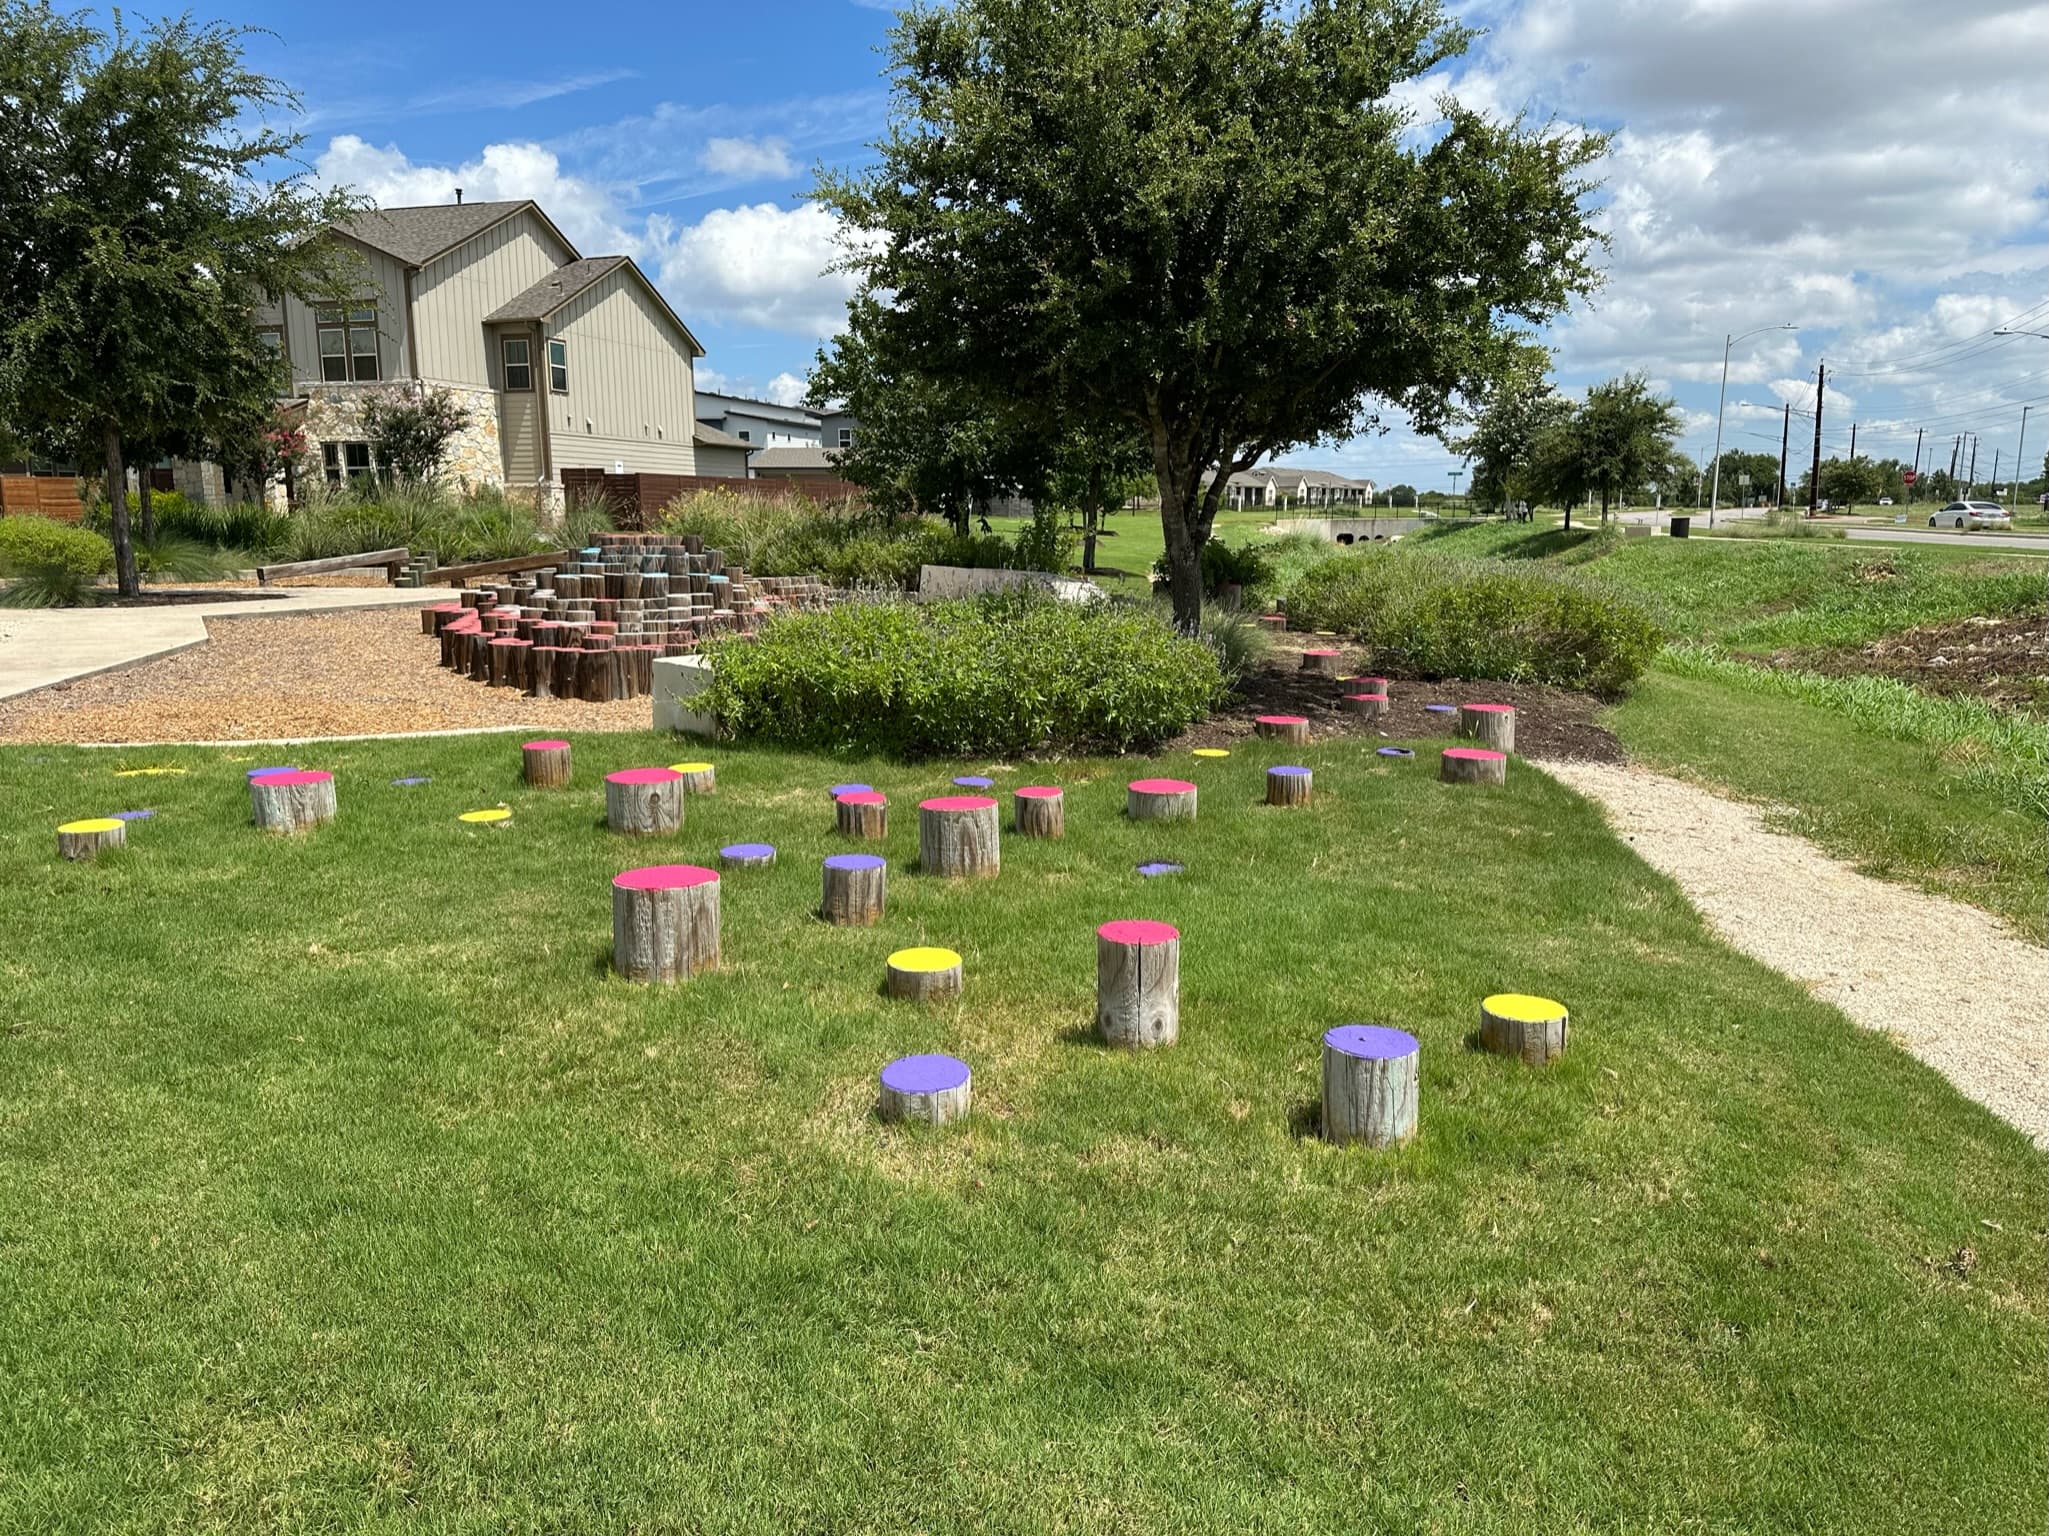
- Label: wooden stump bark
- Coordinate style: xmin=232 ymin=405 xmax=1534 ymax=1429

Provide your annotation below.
xmin=1321 ymin=1025 xmax=1420 ymax=1148
xmin=1126 ymin=777 xmax=1197 ymax=822
xmin=1299 ymin=647 xmax=1344 ymax=675
xmin=1356 ymin=676 xmax=1390 ymax=697
xmin=1439 ymin=747 xmax=1507 ymax=786
xmin=1266 ymin=765 xmax=1313 ymax=807
xmin=249 ymin=770 xmax=337 ymax=834
xmin=1457 ymin=703 xmax=1516 ymax=754
xmin=877 ymin=1053 xmax=972 ymax=1124
xmin=606 ymin=767 xmax=686 ymax=834
xmin=1479 ymin=993 xmax=1569 ymax=1066
xmin=1343 ymin=692 xmax=1389 ymax=721
xmin=522 ymin=738 xmax=572 ymax=788
xmin=836 ymin=790 xmax=888 ymax=840
xmin=1013 ymin=785 xmax=1065 ymax=838
xmin=918 ymin=795 xmax=1000 ymax=878
xmin=57 ymin=817 xmax=125 ymax=861
xmin=611 ymin=864 xmax=720 ymax=982
xmin=886 ymin=945 xmax=964 ymax=1001
xmin=1255 ymin=714 xmax=1310 ymax=744
xmin=1096 ymin=920 xmax=1180 ymax=1048
xmin=821 ymin=853 xmax=886 ymax=925
xmin=670 ymin=760 xmax=717 ymax=795
xmin=719 ymin=841 xmax=776 ymax=870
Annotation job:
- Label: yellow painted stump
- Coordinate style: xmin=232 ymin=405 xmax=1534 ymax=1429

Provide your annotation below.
xmin=459 ymin=807 xmax=513 ymax=827
xmin=1479 ymin=992 xmax=1569 ymax=1066
xmin=886 ymin=945 xmax=963 ymax=1002
xmin=57 ymin=817 xmax=125 ymax=861
xmin=669 ymin=760 xmax=717 ymax=795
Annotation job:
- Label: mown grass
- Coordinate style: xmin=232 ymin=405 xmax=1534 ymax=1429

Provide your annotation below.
xmin=0 ymin=733 xmax=2042 ymax=1532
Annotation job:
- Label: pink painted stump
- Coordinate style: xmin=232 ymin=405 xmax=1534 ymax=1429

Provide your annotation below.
xmin=836 ymin=790 xmax=888 ymax=840
xmin=1096 ymin=919 xmax=1180 ymax=1048
xmin=1127 ymin=777 xmax=1197 ymax=822
xmin=918 ymin=795 xmax=1000 ymax=878
xmin=1457 ymin=702 xmax=1516 ymax=754
xmin=522 ymin=738 xmax=572 ymax=788
xmin=1255 ymin=713 xmax=1310 ymax=745
xmin=611 ymin=864 xmax=720 ymax=982
xmin=606 ymin=767 xmax=685 ymax=835
xmin=1013 ymin=785 xmax=1065 ymax=838
xmin=1440 ymin=746 xmax=1507 ymax=786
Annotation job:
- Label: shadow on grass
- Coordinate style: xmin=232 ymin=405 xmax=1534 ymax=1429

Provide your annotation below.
xmin=1286 ymin=1098 xmax=1323 ymax=1141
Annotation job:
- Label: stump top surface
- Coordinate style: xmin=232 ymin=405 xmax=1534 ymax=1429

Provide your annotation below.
xmin=606 ymin=767 xmax=683 ymax=786
xmin=1300 ymin=647 xmax=1340 ymax=656
xmin=823 ymin=852 xmax=886 ymax=872
xmin=489 ymin=636 xmax=528 ymax=646
xmin=110 ymin=809 xmax=155 ymax=820
xmin=1136 ymin=860 xmax=1186 ymax=877
xmin=1442 ymin=746 xmax=1507 ymax=763
xmin=1256 ymin=714 xmax=1309 ymax=726
xmin=58 ymin=817 xmax=123 ymax=835
xmin=612 ymin=863 xmax=719 ymax=891
xmin=951 ymin=775 xmax=994 ymax=789
xmin=459 ymin=808 xmax=512 ymax=824
xmin=919 ymin=794 xmax=997 ymax=812
xmin=1376 ymin=747 xmax=1416 ymax=758
xmin=828 ymin=782 xmax=874 ymax=798
xmin=524 ymin=738 xmax=570 ymax=751
xmin=836 ymin=789 xmax=887 ymax=806
xmin=879 ymin=1053 xmax=970 ymax=1094
xmin=1482 ymin=992 xmax=1567 ymax=1023
xmin=249 ymin=769 xmax=330 ymax=787
xmin=1128 ymin=777 xmax=1196 ymax=795
xmin=1191 ymin=748 xmax=1230 ymax=759
xmin=1268 ymin=765 xmax=1312 ymax=777
xmin=669 ymin=761 xmax=715 ymax=774
xmin=246 ymin=765 xmax=298 ymax=778
xmin=721 ymin=842 xmax=776 ymax=859
xmin=1324 ymin=1024 xmax=1420 ymax=1061
xmin=887 ymin=946 xmax=962 ymax=973
xmin=1013 ymin=785 xmax=1063 ymax=799
xmin=1461 ymin=702 xmax=1515 ymax=714
xmin=1425 ymin=703 xmax=1458 ymax=713
xmin=1098 ymin=918 xmax=1179 ymax=946
xmin=392 ymin=776 xmax=432 ymax=786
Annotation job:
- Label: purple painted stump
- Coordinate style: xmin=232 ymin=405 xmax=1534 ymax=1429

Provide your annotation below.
xmin=877 ymin=1052 xmax=972 ymax=1124
xmin=821 ymin=852 xmax=886 ymax=925
xmin=1321 ymin=1024 xmax=1420 ymax=1147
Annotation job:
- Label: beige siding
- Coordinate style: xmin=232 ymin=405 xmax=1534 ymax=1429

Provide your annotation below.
xmin=544 ymin=272 xmax=699 ymax=476
xmin=275 ymin=239 xmax=410 ymax=388
xmin=412 ymin=212 xmax=578 ymax=388
xmin=501 ymin=391 xmax=542 ymax=483
xmin=693 ymin=445 xmax=752 ymax=478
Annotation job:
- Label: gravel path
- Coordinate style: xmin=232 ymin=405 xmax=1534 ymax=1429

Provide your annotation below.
xmin=1544 ymin=758 xmax=2048 ymax=1145
xmin=0 ymin=609 xmax=647 ymax=743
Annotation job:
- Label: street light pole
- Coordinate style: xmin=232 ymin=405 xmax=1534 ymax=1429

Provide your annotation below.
xmin=1710 ymin=321 xmax=1797 ymax=529
xmin=2012 ymin=405 xmax=2030 ymax=511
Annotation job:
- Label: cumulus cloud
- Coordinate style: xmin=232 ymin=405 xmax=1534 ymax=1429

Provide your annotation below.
xmin=650 ymin=201 xmax=860 ymax=336
xmin=764 ymin=371 xmax=811 ymax=406
xmin=700 ymin=136 xmax=797 ymax=180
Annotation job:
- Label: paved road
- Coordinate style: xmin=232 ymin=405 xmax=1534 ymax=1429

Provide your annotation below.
xmin=1840 ymin=526 xmax=2049 ymax=553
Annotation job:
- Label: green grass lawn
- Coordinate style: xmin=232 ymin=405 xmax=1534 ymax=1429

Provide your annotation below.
xmin=2 ymin=733 xmax=2042 ymax=1532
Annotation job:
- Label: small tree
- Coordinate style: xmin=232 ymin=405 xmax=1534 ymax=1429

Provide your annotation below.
xmin=362 ymin=385 xmax=472 ymax=485
xmin=1816 ymin=455 xmax=1884 ymax=509
xmin=1458 ymin=371 xmax=1571 ymax=514
xmin=1533 ymin=374 xmax=1680 ymax=526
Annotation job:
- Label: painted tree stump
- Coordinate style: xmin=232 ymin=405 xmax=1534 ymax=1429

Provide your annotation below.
xmin=1440 ymin=746 xmax=1507 ymax=786
xmin=1266 ymin=765 xmax=1313 ymax=807
xmin=1299 ymin=647 xmax=1344 ymax=675
xmin=522 ymin=738 xmax=572 ymax=788
xmin=1013 ymin=785 xmax=1064 ymax=838
xmin=821 ymin=852 xmax=886 ymax=925
xmin=835 ymin=789 xmax=888 ymax=839
xmin=952 ymin=775 xmax=993 ymax=790
xmin=1257 ymin=613 xmax=1288 ymax=631
xmin=1096 ymin=919 xmax=1180 ymax=1048
xmin=1321 ymin=1025 xmax=1420 ymax=1148
xmin=1127 ymin=777 xmax=1197 ymax=822
xmin=886 ymin=945 xmax=964 ymax=1001
xmin=877 ymin=1052 xmax=972 ymax=1124
xmin=1356 ymin=676 xmax=1390 ymax=697
xmin=670 ymin=760 xmax=717 ymax=795
xmin=249 ymin=770 xmax=337 ymax=834
xmin=57 ymin=817 xmax=125 ymax=861
xmin=1480 ymin=993 xmax=1569 ymax=1066
xmin=611 ymin=864 xmax=720 ymax=983
xmin=458 ymin=807 xmax=512 ymax=827
xmin=1255 ymin=714 xmax=1310 ymax=745
xmin=606 ymin=767 xmax=685 ymax=835
xmin=918 ymin=795 xmax=1000 ymax=878
xmin=1457 ymin=702 xmax=1516 ymax=754
xmin=719 ymin=841 xmax=777 ymax=870
xmin=828 ymin=781 xmax=873 ymax=802
xmin=1343 ymin=692 xmax=1389 ymax=721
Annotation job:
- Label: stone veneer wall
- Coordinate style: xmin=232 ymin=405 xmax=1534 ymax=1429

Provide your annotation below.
xmin=302 ymin=383 xmax=504 ymax=494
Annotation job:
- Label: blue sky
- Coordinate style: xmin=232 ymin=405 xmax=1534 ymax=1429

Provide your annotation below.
xmin=171 ymin=1 xmax=2049 ymax=495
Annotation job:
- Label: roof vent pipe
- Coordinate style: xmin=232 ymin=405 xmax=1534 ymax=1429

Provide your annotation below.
xmin=454 ymin=187 xmax=463 ymax=205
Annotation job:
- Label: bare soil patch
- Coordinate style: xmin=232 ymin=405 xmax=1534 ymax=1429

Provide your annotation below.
xmin=1777 ymin=613 xmax=2047 ymax=713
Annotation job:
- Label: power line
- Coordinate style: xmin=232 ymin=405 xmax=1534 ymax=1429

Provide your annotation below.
xmin=1828 ymin=299 xmax=2049 ymax=377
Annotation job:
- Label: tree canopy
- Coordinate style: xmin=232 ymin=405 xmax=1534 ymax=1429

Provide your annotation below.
xmin=815 ymin=0 xmax=1605 ymax=625
xmin=1527 ymin=373 xmax=1682 ymax=527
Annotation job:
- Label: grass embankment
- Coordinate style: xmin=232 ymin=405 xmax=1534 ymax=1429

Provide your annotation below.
xmin=0 ymin=735 xmax=2042 ymax=1531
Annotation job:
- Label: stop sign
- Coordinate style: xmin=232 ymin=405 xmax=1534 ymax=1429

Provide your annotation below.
xmin=1903 ymin=470 xmax=1918 ymax=485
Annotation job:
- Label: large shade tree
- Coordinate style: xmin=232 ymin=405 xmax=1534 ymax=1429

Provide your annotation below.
xmin=816 ymin=0 xmax=1605 ymax=626
xmin=0 ymin=3 xmax=359 ymax=596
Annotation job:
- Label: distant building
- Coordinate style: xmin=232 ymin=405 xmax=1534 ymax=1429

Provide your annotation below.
xmin=1222 ymin=466 xmax=1375 ymax=510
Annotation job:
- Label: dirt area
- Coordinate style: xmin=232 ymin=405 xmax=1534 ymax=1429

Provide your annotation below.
xmin=1777 ymin=613 xmax=2048 ymax=713
xmin=1167 ymin=629 xmax=1626 ymax=762
xmin=0 ymin=608 xmax=645 ymax=744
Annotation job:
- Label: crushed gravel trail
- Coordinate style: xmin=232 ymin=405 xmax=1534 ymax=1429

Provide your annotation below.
xmin=1544 ymin=758 xmax=2047 ymax=1145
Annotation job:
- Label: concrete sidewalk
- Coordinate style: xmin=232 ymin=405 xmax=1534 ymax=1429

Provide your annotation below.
xmin=0 ymin=586 xmax=439 ymax=701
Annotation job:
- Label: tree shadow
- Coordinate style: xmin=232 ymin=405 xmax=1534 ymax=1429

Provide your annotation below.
xmin=1286 ymin=1098 xmax=1323 ymax=1141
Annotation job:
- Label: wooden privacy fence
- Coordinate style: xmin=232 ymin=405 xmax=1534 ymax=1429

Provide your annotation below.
xmin=562 ymin=469 xmax=866 ymax=528
xmin=0 ymin=475 xmax=86 ymax=521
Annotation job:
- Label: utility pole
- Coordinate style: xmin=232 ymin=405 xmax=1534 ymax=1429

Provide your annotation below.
xmin=1848 ymin=421 xmax=1858 ymax=462
xmin=2012 ymin=405 xmax=2030 ymax=509
xmin=1991 ymin=448 xmax=2001 ymax=494
xmin=1949 ymin=435 xmax=1961 ymax=485
xmin=1807 ymin=360 xmax=1825 ymax=515
xmin=1967 ymin=435 xmax=1979 ymax=493
xmin=1910 ymin=427 xmax=1923 ymax=503
xmin=1776 ymin=403 xmax=1791 ymax=509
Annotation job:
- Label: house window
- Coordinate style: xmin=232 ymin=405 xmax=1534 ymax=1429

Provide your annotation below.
xmin=502 ymin=336 xmax=532 ymax=392
xmin=547 ymin=339 xmax=568 ymax=393
xmin=315 ymin=305 xmax=380 ymax=382
xmin=736 ymin=429 xmax=750 ymax=443
xmin=837 ymin=428 xmax=852 ymax=448
xmin=321 ymin=441 xmax=376 ymax=484
xmin=256 ymin=326 xmax=288 ymax=386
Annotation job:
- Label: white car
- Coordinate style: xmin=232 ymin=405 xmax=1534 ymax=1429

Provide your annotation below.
xmin=1930 ymin=499 xmax=2012 ymax=531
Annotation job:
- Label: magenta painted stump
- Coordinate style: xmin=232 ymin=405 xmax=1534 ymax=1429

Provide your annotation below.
xmin=611 ymin=863 xmax=720 ymax=982
xmin=606 ymin=766 xmax=686 ymax=835
xmin=836 ymin=789 xmax=888 ymax=840
xmin=1013 ymin=785 xmax=1064 ymax=839
xmin=1298 ymin=647 xmax=1344 ymax=676
xmin=522 ymin=737 xmax=572 ymax=788
xmin=1457 ymin=701 xmax=1516 ymax=754
xmin=1127 ymin=777 xmax=1197 ymax=822
xmin=918 ymin=794 xmax=1000 ymax=877
xmin=1440 ymin=746 xmax=1507 ymax=786
xmin=1343 ymin=691 xmax=1389 ymax=722
xmin=1257 ymin=613 xmax=1288 ymax=631
xmin=1255 ymin=713 xmax=1310 ymax=745
xmin=249 ymin=769 xmax=336 ymax=833
xmin=877 ymin=1052 xmax=972 ymax=1124
xmin=1096 ymin=919 xmax=1181 ymax=1047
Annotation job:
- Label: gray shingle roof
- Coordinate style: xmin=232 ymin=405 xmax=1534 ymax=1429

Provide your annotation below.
xmin=692 ymin=422 xmax=755 ymax=452
xmin=483 ymin=257 xmax=630 ymax=323
xmin=332 ymin=201 xmax=537 ymax=266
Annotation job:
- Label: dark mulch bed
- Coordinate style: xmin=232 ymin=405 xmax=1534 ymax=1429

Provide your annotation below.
xmin=1777 ymin=614 xmax=2047 ymax=714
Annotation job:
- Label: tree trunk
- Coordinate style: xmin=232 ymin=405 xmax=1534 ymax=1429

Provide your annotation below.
xmin=1150 ymin=436 xmax=1211 ymax=632
xmin=102 ymin=423 xmax=138 ymax=598
xmin=1082 ymin=463 xmax=1102 ymax=575
xmin=138 ymin=478 xmax=157 ymax=548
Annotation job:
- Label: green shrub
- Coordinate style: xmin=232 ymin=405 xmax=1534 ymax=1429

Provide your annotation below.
xmin=1151 ymin=537 xmax=1276 ymax=599
xmin=656 ymin=492 xmax=1046 ymax=591
xmin=1286 ymin=550 xmax=1663 ymax=694
xmin=706 ymin=589 xmax=1224 ymax=757
xmin=0 ymin=515 xmax=115 ymax=606
xmin=136 ymin=534 xmax=245 ymax=583
xmin=1011 ymin=505 xmax=1077 ymax=574
xmin=1188 ymin=603 xmax=1271 ymax=689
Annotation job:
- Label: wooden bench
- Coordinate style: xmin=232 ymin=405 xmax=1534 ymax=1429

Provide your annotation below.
xmin=255 ymin=547 xmax=408 ymax=586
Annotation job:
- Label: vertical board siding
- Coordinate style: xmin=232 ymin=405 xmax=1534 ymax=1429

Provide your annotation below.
xmin=414 ymin=214 xmax=577 ymax=388
xmin=278 ymin=239 xmax=410 ymax=387
xmin=546 ymin=274 xmax=699 ymax=477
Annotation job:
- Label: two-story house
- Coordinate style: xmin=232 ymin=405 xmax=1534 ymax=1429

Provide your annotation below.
xmin=254 ymin=198 xmax=711 ymax=512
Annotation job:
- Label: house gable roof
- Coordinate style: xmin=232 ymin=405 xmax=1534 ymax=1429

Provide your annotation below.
xmin=749 ymin=444 xmax=838 ymax=471
xmin=484 ymin=257 xmax=630 ymax=322
xmin=692 ymin=422 xmax=755 ymax=452
xmin=331 ymin=200 xmax=580 ymax=268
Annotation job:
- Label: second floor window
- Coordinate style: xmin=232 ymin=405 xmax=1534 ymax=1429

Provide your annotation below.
xmin=837 ymin=428 xmax=852 ymax=448
xmin=547 ymin=339 xmax=568 ymax=393
xmin=502 ymin=336 xmax=532 ymax=392
xmin=316 ymin=305 xmax=380 ymax=383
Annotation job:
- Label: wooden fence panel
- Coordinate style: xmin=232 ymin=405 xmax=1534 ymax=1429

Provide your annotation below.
xmin=0 ymin=476 xmax=87 ymax=521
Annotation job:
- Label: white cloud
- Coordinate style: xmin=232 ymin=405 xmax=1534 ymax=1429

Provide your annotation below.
xmin=764 ymin=371 xmax=810 ymax=406
xmin=650 ymin=201 xmax=860 ymax=336
xmin=700 ymin=136 xmax=796 ymax=181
